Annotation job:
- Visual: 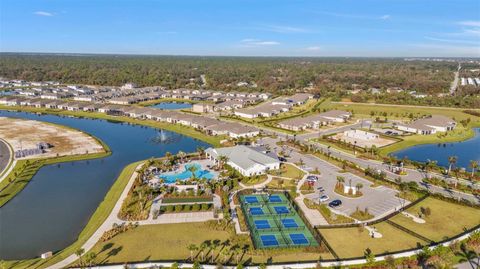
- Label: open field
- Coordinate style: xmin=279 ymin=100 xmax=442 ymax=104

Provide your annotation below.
xmin=389 ymin=197 xmax=480 ymax=242
xmin=319 ymin=222 xmax=427 ymax=258
xmin=1 ymin=161 xmax=141 ymax=269
xmin=0 ymin=117 xmax=104 ymax=159
xmin=79 ymin=222 xmax=331 ymax=266
xmin=0 ymin=106 xmax=223 ymax=147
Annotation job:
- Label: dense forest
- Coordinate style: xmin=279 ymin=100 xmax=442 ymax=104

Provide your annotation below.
xmin=0 ymin=53 xmax=455 ymax=94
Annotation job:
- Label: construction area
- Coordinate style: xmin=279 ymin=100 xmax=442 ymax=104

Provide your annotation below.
xmin=0 ymin=117 xmax=105 ymax=159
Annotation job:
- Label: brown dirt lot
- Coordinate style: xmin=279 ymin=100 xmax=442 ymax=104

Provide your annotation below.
xmin=0 ymin=117 xmax=104 ymax=159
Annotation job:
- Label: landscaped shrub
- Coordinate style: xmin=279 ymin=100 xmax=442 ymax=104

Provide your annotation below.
xmin=175 ymin=204 xmax=183 ymax=212
xmin=192 ymin=203 xmax=200 ymax=211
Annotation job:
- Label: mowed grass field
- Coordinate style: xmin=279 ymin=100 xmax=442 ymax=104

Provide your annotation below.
xmin=389 ymin=197 xmax=480 ymax=242
xmin=319 ymin=222 xmax=427 ymax=258
xmin=81 ymin=222 xmax=331 ymax=265
xmin=269 ymin=163 xmax=305 ymax=179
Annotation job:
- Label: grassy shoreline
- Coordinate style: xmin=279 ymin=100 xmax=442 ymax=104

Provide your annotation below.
xmin=2 ymin=161 xmax=143 ymax=269
xmin=0 ymin=105 xmax=222 ymax=147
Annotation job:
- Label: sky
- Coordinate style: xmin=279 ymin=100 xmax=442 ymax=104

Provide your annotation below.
xmin=1 ymin=0 xmax=479 ymax=57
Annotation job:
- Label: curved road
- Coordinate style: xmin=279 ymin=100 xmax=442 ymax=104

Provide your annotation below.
xmin=0 ymin=138 xmax=12 ymax=176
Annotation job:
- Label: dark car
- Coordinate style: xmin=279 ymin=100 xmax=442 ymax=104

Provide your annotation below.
xmin=278 ymin=157 xmax=288 ymax=162
xmin=328 ymin=199 xmax=342 ymax=208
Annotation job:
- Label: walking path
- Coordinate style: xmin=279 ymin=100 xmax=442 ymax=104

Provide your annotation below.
xmin=294 ymin=174 xmax=329 ymax=226
xmin=45 ymin=162 xmax=145 ymax=269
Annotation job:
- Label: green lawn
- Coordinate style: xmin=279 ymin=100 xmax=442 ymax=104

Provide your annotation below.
xmin=269 ymin=163 xmax=305 ymax=179
xmin=1 ymin=161 xmax=142 ymax=269
xmin=267 ymin=177 xmax=297 ymax=189
xmin=319 ymin=222 xmax=427 ymax=258
xmin=77 ymin=222 xmax=331 ymax=266
xmin=389 ymin=197 xmax=480 ymax=242
xmin=0 ymin=105 xmax=223 ymax=147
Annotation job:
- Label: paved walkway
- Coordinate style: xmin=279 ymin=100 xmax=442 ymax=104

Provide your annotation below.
xmin=294 ymin=173 xmax=329 ymax=226
xmin=45 ymin=162 xmax=145 ymax=269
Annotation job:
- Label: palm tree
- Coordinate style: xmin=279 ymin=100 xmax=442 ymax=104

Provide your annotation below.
xmin=469 ymin=160 xmax=478 ymax=177
xmin=211 ymin=239 xmax=220 ymax=262
xmin=200 ymin=242 xmax=209 ymax=261
xmin=448 ymin=156 xmax=458 ymax=175
xmin=85 ymin=252 xmax=97 ymax=267
xmin=188 ymin=165 xmax=198 ymax=180
xmin=187 ymin=244 xmax=198 ymax=261
xmin=356 ymin=183 xmax=363 ymax=193
xmin=218 ymin=155 xmax=229 ymax=169
xmin=220 ymin=246 xmax=230 ymax=263
xmin=75 ymin=248 xmax=85 ymax=267
xmin=197 ymin=146 xmax=205 ymax=159
xmin=425 ymin=159 xmax=437 ymax=178
xmin=457 ymin=243 xmax=479 ymax=269
xmin=177 ymin=151 xmax=187 ymax=163
xmin=336 ymin=176 xmax=345 ymax=188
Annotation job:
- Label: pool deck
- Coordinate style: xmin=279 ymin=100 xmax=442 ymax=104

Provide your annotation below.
xmin=152 ymin=159 xmax=218 ymax=184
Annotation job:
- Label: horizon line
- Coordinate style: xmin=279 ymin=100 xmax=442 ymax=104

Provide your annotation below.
xmin=1 ymin=51 xmax=479 ymax=59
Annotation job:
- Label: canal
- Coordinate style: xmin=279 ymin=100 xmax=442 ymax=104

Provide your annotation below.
xmin=0 ymin=110 xmax=209 ymax=259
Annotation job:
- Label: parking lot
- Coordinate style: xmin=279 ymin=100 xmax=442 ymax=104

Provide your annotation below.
xmin=304 ymin=170 xmax=408 ymax=219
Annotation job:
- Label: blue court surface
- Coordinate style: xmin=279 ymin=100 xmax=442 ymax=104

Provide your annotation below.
xmin=245 ymin=196 xmax=259 ymax=203
xmin=281 ymin=218 xmax=298 ymax=228
xmin=268 ymin=195 xmax=282 ymax=203
xmin=274 ymin=206 xmax=289 ymax=214
xmin=254 ymin=220 xmax=271 ymax=229
xmin=290 ymin=233 xmax=309 ymax=245
xmin=260 ymin=235 xmax=279 ymax=247
xmin=249 ymin=207 xmax=264 ymax=215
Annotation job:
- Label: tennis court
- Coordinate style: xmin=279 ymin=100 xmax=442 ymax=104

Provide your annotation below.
xmin=239 ymin=193 xmax=318 ymax=249
xmin=254 ymin=220 xmax=271 ymax=229
xmin=281 ymin=218 xmax=298 ymax=228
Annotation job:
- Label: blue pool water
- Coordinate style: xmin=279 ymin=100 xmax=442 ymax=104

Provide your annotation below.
xmin=159 ymin=163 xmax=214 ymax=183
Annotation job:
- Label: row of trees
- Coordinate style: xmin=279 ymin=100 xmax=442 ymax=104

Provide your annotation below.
xmin=0 ymin=54 xmax=456 ymax=94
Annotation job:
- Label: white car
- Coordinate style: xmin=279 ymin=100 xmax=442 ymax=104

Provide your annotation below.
xmin=319 ymin=195 xmax=330 ymax=202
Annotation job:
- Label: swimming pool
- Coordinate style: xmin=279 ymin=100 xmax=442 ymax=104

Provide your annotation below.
xmin=158 ymin=163 xmax=215 ymax=183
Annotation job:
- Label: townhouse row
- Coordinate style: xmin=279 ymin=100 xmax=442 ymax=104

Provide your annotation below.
xmin=0 ymin=96 xmax=260 ymax=139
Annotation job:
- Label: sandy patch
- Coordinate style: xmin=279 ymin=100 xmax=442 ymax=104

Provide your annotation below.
xmin=332 ymin=132 xmax=396 ymax=148
xmin=0 ymin=117 xmax=105 ymax=159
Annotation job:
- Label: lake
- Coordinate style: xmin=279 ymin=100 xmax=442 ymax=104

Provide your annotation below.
xmin=393 ymin=128 xmax=480 ymax=169
xmin=0 ymin=110 xmax=209 ymax=259
xmin=149 ymin=102 xmax=192 ymax=110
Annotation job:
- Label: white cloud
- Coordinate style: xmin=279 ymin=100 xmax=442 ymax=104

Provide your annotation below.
xmin=34 ymin=11 xmax=54 ymax=17
xmin=424 ymin=36 xmax=479 ymax=45
xmin=260 ymin=25 xmax=309 ymax=33
xmin=239 ymin=39 xmax=280 ymax=47
xmin=305 ymin=46 xmax=322 ymax=51
xmin=317 ymin=11 xmax=391 ymax=21
xmin=458 ymin=21 xmax=480 ymax=27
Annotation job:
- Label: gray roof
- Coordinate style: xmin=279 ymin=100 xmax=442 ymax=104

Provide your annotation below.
xmin=206 ymin=145 xmax=279 ymax=171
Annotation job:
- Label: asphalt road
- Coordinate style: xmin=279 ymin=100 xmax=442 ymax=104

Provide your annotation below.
xmin=0 ymin=139 xmax=11 ymax=175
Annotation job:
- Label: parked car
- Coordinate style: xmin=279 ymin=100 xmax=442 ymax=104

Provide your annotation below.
xmin=328 ymin=199 xmax=342 ymax=208
xmin=319 ymin=195 xmax=330 ymax=202
xmin=278 ymin=156 xmax=288 ymax=162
